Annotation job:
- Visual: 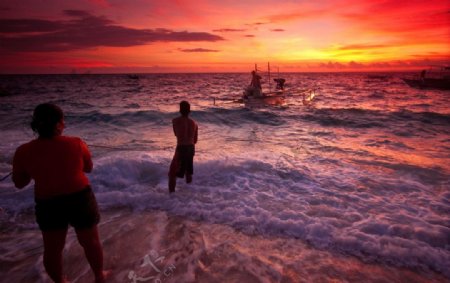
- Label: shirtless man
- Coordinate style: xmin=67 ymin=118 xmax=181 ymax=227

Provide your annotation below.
xmin=168 ymin=101 xmax=198 ymax=193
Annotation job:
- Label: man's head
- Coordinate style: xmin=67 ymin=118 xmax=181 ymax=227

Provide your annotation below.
xmin=180 ymin=100 xmax=190 ymax=116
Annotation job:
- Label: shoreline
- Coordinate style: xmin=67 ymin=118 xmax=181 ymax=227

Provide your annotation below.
xmin=1 ymin=209 xmax=447 ymax=283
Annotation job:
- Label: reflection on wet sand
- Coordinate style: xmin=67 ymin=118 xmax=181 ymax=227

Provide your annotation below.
xmin=1 ymin=210 xmax=445 ymax=282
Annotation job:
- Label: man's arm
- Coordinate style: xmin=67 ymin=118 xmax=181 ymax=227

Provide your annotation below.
xmin=81 ymin=140 xmax=93 ymax=173
xmin=172 ymin=119 xmax=177 ymax=136
xmin=194 ymin=123 xmax=198 ymax=144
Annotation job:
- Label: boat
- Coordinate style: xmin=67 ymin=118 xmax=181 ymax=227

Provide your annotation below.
xmin=402 ymin=66 xmax=450 ymax=90
xmin=0 ymin=88 xmax=10 ymax=97
xmin=242 ymin=63 xmax=288 ymax=107
xmin=213 ymin=63 xmax=317 ymax=107
xmin=243 ymin=91 xmax=286 ymax=107
xmin=403 ymin=78 xmax=450 ymax=90
xmin=242 ymin=63 xmax=317 ymax=107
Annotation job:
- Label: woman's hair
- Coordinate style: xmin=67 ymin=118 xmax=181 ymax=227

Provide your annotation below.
xmin=179 ymin=100 xmax=190 ymax=116
xmin=30 ymin=103 xmax=64 ymax=138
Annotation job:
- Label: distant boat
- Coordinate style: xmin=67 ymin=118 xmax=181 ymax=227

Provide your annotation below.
xmin=0 ymin=88 xmax=10 ymax=97
xmin=127 ymin=74 xmax=139 ymax=80
xmin=366 ymin=74 xmax=390 ymax=80
xmin=402 ymin=66 xmax=450 ymax=90
xmin=403 ymin=78 xmax=450 ymax=90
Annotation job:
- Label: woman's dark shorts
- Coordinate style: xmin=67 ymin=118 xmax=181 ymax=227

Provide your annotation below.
xmin=35 ymin=187 xmax=100 ymax=231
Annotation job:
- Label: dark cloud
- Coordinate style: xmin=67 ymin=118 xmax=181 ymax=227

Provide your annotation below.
xmin=370 ymin=62 xmax=393 ymax=68
xmin=0 ymin=10 xmax=224 ymax=52
xmin=319 ymin=61 xmax=346 ymax=69
xmin=179 ymin=48 xmax=219 ymax=52
xmin=244 ymin=35 xmax=255 ymax=37
xmin=0 ymin=19 xmax=62 ymax=33
xmin=63 ymin=10 xmax=99 ymax=18
xmin=318 ymin=61 xmax=370 ymax=69
xmin=271 ymin=29 xmax=285 ymax=32
xmin=245 ymin=22 xmax=268 ymax=27
xmin=212 ymin=28 xmax=246 ymax=32
xmin=348 ymin=61 xmax=365 ymax=68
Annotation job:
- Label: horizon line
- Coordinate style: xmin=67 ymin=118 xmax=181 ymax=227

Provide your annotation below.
xmin=0 ymin=69 xmax=428 ymax=76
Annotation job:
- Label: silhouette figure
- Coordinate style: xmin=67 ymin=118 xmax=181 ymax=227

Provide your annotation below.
xmin=274 ymin=78 xmax=286 ymax=90
xmin=420 ymin=69 xmax=426 ymax=83
xmin=12 ymin=103 xmax=106 ymax=283
xmin=250 ymin=70 xmax=262 ymax=90
xmin=168 ymin=101 xmax=198 ymax=193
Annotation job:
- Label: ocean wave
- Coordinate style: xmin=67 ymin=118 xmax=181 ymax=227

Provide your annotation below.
xmin=65 ymin=108 xmax=287 ymax=128
xmin=1 ymin=153 xmax=448 ymax=276
xmin=194 ymin=108 xmax=286 ymax=126
xmin=66 ymin=110 xmax=171 ymax=127
xmin=350 ymin=158 xmax=448 ymax=186
xmin=399 ymin=111 xmax=450 ymax=126
xmin=298 ymin=108 xmax=450 ymax=129
xmin=300 ymin=108 xmax=385 ymax=128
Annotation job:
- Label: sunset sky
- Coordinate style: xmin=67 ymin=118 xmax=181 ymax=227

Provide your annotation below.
xmin=0 ymin=0 xmax=449 ymax=73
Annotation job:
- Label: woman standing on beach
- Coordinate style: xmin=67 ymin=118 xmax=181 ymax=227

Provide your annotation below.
xmin=12 ymin=103 xmax=106 ymax=283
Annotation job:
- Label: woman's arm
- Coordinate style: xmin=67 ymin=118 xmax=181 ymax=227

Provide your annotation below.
xmin=12 ymin=147 xmax=31 ymax=189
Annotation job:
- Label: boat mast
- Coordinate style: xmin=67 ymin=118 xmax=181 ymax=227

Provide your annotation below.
xmin=268 ymin=62 xmax=271 ymax=91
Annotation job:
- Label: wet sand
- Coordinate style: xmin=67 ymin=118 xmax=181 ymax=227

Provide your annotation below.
xmin=1 ymin=209 xmax=447 ymax=283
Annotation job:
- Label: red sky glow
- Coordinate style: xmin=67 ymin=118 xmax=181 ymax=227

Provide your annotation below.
xmin=0 ymin=0 xmax=449 ymax=73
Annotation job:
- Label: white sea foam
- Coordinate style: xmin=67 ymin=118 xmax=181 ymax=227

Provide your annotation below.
xmin=53 ymin=151 xmax=443 ymax=276
xmin=1 ymin=149 xmax=448 ymax=276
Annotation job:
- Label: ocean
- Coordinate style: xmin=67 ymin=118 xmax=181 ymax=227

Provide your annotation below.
xmin=0 ymin=73 xmax=449 ymax=283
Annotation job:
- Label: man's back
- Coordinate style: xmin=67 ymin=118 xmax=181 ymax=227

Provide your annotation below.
xmin=172 ymin=116 xmax=198 ymax=145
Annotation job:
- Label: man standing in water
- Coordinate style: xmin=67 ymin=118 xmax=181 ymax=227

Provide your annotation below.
xmin=169 ymin=101 xmax=198 ymax=193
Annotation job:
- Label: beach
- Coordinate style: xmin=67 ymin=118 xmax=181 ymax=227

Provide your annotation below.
xmin=1 ymin=209 xmax=448 ymax=283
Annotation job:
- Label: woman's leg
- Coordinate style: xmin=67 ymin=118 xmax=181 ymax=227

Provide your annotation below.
xmin=75 ymin=226 xmax=105 ymax=283
xmin=42 ymin=229 xmax=68 ymax=283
